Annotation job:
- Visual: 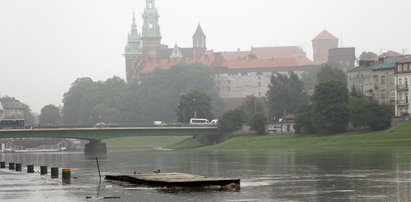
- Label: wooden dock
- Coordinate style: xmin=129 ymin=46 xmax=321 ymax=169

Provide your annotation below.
xmin=105 ymin=172 xmax=240 ymax=191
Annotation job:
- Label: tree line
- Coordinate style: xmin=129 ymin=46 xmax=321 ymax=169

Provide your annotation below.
xmin=53 ymin=63 xmax=224 ymax=126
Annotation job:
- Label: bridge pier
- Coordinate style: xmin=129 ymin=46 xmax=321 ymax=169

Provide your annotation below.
xmin=84 ymin=140 xmax=107 ymax=154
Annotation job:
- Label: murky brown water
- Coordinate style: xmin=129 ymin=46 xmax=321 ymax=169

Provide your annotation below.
xmin=1 ymin=148 xmax=411 ymax=201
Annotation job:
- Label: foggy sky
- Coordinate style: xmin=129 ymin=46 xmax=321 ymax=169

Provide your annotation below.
xmin=0 ymin=0 xmax=410 ymax=113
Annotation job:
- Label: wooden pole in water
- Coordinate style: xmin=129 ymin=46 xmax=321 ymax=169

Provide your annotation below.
xmin=40 ymin=166 xmax=47 ymax=175
xmin=51 ymin=167 xmax=59 ymax=178
xmin=9 ymin=163 xmax=15 ymax=170
xmin=27 ymin=165 xmax=34 ymax=173
xmin=96 ymin=156 xmax=101 ymax=181
xmin=15 ymin=163 xmax=22 ymax=172
xmin=62 ymin=169 xmax=71 ymax=184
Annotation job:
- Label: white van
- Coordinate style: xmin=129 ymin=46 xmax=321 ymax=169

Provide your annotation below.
xmin=210 ymin=119 xmax=218 ymax=125
xmin=153 ymin=121 xmax=167 ymax=126
xmin=189 ymin=118 xmax=211 ymax=125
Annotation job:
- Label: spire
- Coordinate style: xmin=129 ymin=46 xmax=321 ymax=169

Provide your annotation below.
xmin=193 ymin=23 xmax=206 ymax=37
xmin=124 ymin=12 xmax=142 ymax=55
xmin=131 ymin=11 xmax=137 ymax=32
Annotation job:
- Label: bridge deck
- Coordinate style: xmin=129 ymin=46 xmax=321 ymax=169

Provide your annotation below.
xmin=0 ymin=127 xmax=219 ymax=140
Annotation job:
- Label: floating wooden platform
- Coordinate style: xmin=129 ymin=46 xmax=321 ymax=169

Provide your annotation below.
xmin=105 ymin=172 xmax=240 ymax=191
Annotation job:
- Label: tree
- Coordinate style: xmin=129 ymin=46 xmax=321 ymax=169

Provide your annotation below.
xmin=22 ymin=104 xmax=35 ymax=124
xmin=62 ymin=77 xmax=96 ymax=125
xmin=312 ymin=80 xmax=349 ymax=134
xmin=176 ymin=90 xmax=213 ymax=123
xmin=364 ymin=102 xmax=393 ymax=131
xmin=238 ymin=95 xmax=264 ymax=120
xmin=266 ymin=72 xmax=307 ymax=120
xmin=249 ymin=113 xmax=266 ymax=135
xmin=317 ymin=63 xmax=347 ymax=84
xmin=39 ymin=105 xmax=60 ymax=125
xmin=359 ymin=51 xmax=378 ymax=61
xmin=294 ymin=103 xmax=315 ymax=134
xmin=349 ymin=96 xmax=368 ymax=128
xmin=218 ymin=109 xmax=247 ymax=133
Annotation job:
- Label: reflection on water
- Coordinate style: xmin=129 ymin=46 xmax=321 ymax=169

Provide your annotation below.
xmin=1 ymin=148 xmax=411 ymax=201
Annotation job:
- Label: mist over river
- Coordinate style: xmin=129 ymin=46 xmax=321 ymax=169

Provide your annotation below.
xmin=1 ymin=148 xmax=411 ymax=201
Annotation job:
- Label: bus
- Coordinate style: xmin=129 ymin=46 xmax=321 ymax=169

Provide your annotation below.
xmin=0 ymin=119 xmax=25 ymax=129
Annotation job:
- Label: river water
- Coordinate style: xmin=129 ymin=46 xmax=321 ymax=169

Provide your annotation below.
xmin=1 ymin=148 xmax=411 ymax=201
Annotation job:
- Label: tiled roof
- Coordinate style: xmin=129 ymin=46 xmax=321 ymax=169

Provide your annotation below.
xmin=281 ymin=114 xmax=295 ymax=119
xmin=373 ymin=51 xmax=403 ymax=61
xmin=221 ymin=51 xmax=251 ymax=60
xmin=312 ymin=30 xmax=338 ymax=41
xmin=398 ymin=57 xmax=411 ymax=64
xmin=0 ymin=100 xmax=23 ymax=109
xmin=158 ymin=48 xmax=173 ymax=59
xmin=372 ymin=56 xmax=407 ymax=71
xmin=348 ymin=65 xmax=373 ymax=72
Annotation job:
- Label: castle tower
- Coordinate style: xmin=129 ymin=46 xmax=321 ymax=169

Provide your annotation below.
xmin=193 ymin=23 xmax=206 ymax=57
xmin=124 ymin=12 xmax=143 ymax=82
xmin=312 ymin=30 xmax=338 ymax=62
xmin=141 ymin=0 xmax=162 ymax=58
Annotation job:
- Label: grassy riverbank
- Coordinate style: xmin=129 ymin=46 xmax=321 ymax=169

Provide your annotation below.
xmin=169 ymin=120 xmax=411 ymax=150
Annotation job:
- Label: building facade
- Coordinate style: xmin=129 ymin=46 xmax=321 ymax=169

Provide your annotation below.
xmin=328 ymin=47 xmax=356 ymax=72
xmin=347 ymin=53 xmax=411 ymax=111
xmin=312 ymin=30 xmax=339 ymax=63
xmin=347 ymin=61 xmax=374 ymax=97
xmin=0 ymin=98 xmax=24 ymax=119
xmin=395 ymin=57 xmax=411 ymax=116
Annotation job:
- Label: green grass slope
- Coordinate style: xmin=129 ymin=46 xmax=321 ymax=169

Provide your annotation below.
xmin=198 ymin=120 xmax=411 ymax=150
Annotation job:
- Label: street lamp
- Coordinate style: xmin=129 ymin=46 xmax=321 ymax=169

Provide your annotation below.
xmin=193 ymin=98 xmax=197 ymax=118
xmin=182 ymin=99 xmax=186 ymax=123
xmin=266 ymin=98 xmax=269 ymax=123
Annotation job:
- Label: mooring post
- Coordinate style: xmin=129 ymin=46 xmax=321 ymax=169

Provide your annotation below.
xmin=27 ymin=165 xmax=34 ymax=173
xmin=62 ymin=169 xmax=71 ymax=184
xmin=15 ymin=163 xmax=22 ymax=172
xmin=51 ymin=167 xmax=59 ymax=178
xmin=40 ymin=166 xmax=47 ymax=175
xmin=9 ymin=163 xmax=15 ymax=170
xmin=0 ymin=161 xmax=5 ymax=168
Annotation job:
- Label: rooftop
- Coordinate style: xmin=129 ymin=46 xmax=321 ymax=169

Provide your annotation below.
xmin=312 ymin=30 xmax=338 ymax=41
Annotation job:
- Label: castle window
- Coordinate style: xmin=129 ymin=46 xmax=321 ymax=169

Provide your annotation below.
xmin=149 ymin=21 xmax=153 ymax=29
xmin=381 ymin=76 xmax=385 ymax=85
xmin=398 ymin=65 xmax=402 ymax=72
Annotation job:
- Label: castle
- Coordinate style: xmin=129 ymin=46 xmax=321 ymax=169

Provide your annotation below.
xmin=124 ymin=0 xmax=353 ymax=110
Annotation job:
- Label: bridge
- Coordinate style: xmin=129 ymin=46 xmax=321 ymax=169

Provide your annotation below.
xmin=0 ymin=127 xmax=219 ymax=154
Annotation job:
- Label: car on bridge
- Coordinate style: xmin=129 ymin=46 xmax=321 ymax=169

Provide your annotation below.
xmin=153 ymin=121 xmax=167 ymax=126
xmin=93 ymin=122 xmax=108 ymax=128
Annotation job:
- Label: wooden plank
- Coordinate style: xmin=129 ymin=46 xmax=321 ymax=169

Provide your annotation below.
xmin=105 ymin=172 xmax=240 ymax=191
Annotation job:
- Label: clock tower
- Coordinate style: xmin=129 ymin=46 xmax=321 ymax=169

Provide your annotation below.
xmin=141 ymin=0 xmax=162 ymax=58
